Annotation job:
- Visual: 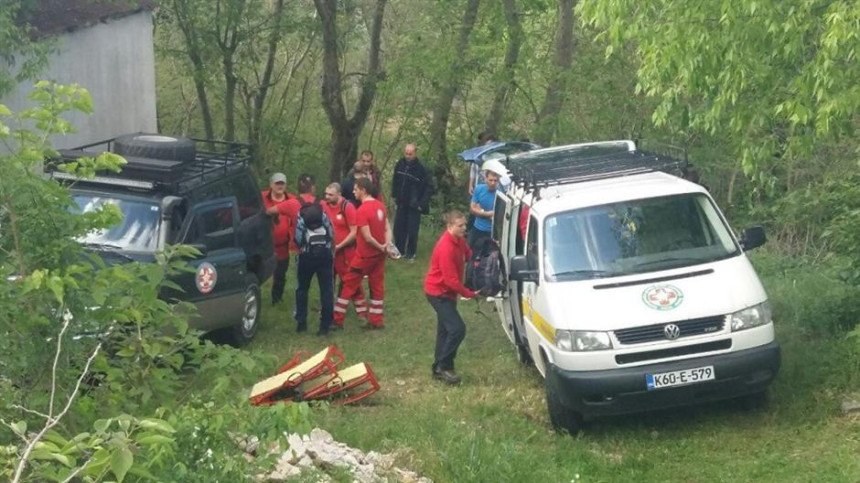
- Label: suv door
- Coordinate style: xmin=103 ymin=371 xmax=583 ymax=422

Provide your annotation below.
xmin=178 ymin=197 xmax=246 ymax=332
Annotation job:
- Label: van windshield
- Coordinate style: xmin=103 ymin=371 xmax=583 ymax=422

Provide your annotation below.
xmin=73 ymin=194 xmax=161 ymax=252
xmin=543 ymin=193 xmax=739 ymax=281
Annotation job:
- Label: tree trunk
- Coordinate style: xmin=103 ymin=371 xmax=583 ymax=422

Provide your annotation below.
xmin=485 ymin=0 xmax=522 ymax=136
xmin=247 ymin=0 xmax=286 ymax=169
xmin=534 ymin=0 xmax=575 ymax=146
xmin=215 ymin=0 xmax=246 ymax=142
xmin=314 ymin=0 xmax=387 ymax=181
xmin=223 ymin=57 xmax=237 ymax=141
xmin=428 ymin=0 xmax=481 ymax=195
xmin=172 ymin=0 xmax=214 ymax=139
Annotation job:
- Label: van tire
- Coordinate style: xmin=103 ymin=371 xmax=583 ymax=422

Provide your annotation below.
xmin=113 ymin=133 xmax=196 ymax=162
xmin=231 ymin=274 xmax=261 ymax=345
xmin=545 ymin=368 xmax=583 ymax=434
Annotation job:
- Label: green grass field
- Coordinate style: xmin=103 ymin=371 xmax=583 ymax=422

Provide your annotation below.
xmin=248 ymin=236 xmax=860 ymax=482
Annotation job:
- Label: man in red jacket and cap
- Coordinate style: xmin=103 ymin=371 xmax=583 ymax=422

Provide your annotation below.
xmin=261 ymin=172 xmax=293 ymax=305
xmin=424 ymin=210 xmax=477 ymax=384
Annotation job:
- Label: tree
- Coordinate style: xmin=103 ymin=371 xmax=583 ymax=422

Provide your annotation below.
xmin=534 ymin=0 xmax=576 ymax=146
xmin=577 ymin=0 xmax=860 ymax=177
xmin=428 ymin=0 xmax=481 ymax=188
xmin=0 ymin=1 xmax=51 ymax=97
xmin=484 ymin=0 xmax=524 ymax=136
xmin=314 ymin=0 xmax=387 ymax=181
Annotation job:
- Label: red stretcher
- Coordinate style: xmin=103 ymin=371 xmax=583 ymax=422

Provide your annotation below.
xmin=249 ymin=346 xmax=380 ymax=406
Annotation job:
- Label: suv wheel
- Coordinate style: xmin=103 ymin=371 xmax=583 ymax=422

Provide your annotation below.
xmin=545 ymin=368 xmax=583 ymax=434
xmin=232 ymin=274 xmax=261 ymax=345
xmin=113 ymin=133 xmax=196 ymax=162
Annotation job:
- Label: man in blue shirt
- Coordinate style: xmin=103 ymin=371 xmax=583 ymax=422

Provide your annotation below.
xmin=469 ymin=170 xmax=500 ymax=250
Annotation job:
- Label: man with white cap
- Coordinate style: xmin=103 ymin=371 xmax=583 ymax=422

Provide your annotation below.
xmin=261 ymin=172 xmax=293 ymax=305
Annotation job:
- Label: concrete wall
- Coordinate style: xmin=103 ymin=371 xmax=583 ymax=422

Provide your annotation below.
xmin=1 ymin=11 xmax=157 ymax=149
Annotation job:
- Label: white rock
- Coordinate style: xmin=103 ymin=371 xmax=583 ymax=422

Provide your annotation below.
xmin=310 ymin=428 xmax=334 ymax=444
xmin=843 ymin=399 xmax=860 ymax=414
xmin=298 ymin=455 xmax=314 ymax=467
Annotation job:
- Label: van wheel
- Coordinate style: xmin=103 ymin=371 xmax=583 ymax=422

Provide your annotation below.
xmin=545 ymin=369 xmax=583 ymax=435
xmin=231 ymin=274 xmax=261 ymax=345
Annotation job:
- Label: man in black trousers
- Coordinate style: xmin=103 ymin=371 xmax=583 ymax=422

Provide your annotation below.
xmin=391 ymin=143 xmax=433 ymax=262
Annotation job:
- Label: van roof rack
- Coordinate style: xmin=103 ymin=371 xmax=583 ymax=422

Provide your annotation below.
xmin=47 ymin=137 xmax=251 ymax=192
xmin=508 ymin=141 xmax=687 ymax=193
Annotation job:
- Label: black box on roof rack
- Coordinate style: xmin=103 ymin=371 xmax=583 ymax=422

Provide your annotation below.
xmin=46 ymin=133 xmax=252 ymax=193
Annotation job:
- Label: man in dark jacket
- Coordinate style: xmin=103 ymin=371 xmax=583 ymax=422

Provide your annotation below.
xmin=391 ymin=143 xmax=432 ymax=261
xmin=341 ymin=150 xmax=383 ymax=206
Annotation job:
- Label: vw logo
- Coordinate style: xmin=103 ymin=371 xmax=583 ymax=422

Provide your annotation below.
xmin=664 ymin=324 xmax=681 ymax=340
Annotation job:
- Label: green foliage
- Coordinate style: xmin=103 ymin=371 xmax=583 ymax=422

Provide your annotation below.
xmin=0 ymin=83 xmax=314 ymax=482
xmin=578 ymin=0 xmax=860 ymax=176
xmin=0 ymin=1 xmax=52 ymax=96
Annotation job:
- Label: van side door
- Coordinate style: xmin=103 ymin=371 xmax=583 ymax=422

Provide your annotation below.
xmin=492 ymin=191 xmax=517 ymax=342
xmin=178 ymin=197 xmax=246 ymax=332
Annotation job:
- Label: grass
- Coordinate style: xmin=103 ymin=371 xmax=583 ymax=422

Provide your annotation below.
xmin=247 ymin=234 xmax=860 ymax=482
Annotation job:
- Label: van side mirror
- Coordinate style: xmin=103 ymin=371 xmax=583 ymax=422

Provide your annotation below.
xmin=740 ymin=225 xmax=766 ymax=251
xmin=510 ymin=255 xmax=539 ymax=282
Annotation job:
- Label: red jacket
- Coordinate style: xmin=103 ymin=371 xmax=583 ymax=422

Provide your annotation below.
xmin=424 ymin=230 xmax=477 ymax=299
xmin=261 ymin=190 xmax=292 ymax=260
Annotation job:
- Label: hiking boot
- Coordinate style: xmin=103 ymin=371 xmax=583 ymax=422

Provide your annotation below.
xmin=433 ymin=369 xmax=461 ymax=385
xmin=296 ymin=324 xmax=307 ymax=333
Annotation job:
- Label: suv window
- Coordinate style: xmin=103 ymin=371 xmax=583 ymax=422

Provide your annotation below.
xmin=232 ymin=175 xmax=262 ymax=220
xmin=184 ymin=201 xmax=237 ymax=252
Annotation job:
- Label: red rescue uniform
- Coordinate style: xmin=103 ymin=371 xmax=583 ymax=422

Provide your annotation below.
xmin=334 ymin=198 xmax=388 ymax=327
xmin=261 ymin=190 xmax=293 ymax=260
xmin=276 ymin=193 xmax=316 ymax=253
xmin=424 ymin=230 xmax=477 ymax=299
xmin=324 ymin=199 xmax=366 ymax=322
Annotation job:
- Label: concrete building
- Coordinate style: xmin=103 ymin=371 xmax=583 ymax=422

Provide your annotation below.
xmin=2 ymin=0 xmax=157 ymax=149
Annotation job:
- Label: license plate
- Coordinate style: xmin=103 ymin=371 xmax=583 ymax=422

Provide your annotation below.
xmin=646 ymin=366 xmax=714 ymax=390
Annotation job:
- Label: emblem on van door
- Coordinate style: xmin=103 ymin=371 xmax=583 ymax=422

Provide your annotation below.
xmin=663 ymin=323 xmax=681 ymax=340
xmin=642 ymin=284 xmax=684 ymax=311
xmin=196 ymin=262 xmax=218 ymax=294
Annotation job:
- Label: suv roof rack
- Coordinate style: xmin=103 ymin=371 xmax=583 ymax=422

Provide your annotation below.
xmin=508 ymin=141 xmax=687 ymax=194
xmin=47 ymin=137 xmax=251 ymax=192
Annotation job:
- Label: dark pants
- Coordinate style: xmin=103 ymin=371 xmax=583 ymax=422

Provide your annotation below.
xmin=394 ymin=204 xmax=421 ymax=258
xmin=271 ymin=257 xmax=289 ymax=303
xmin=468 ymin=228 xmax=491 ymax=252
xmin=427 ymin=295 xmax=466 ymax=372
xmin=295 ymin=253 xmax=334 ymax=331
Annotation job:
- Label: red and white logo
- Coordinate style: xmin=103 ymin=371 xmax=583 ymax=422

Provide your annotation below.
xmin=376 ymin=209 xmax=384 ymax=221
xmin=196 ymin=262 xmax=218 ymax=294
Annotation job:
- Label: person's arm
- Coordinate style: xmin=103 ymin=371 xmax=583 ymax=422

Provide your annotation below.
xmin=470 ymin=188 xmax=492 ymax=218
xmin=360 ymin=225 xmax=387 ymax=253
xmin=336 ymin=226 xmax=357 ymax=252
xmin=440 ymin=248 xmax=477 ymax=298
xmin=384 ymin=219 xmax=393 ymax=245
xmin=294 ymin=215 xmax=305 ymax=249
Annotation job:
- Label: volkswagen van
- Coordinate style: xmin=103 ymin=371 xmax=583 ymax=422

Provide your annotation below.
xmin=491 ymin=141 xmax=780 ymax=433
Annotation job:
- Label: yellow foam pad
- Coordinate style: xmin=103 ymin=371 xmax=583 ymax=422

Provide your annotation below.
xmin=250 ymin=348 xmax=330 ymax=398
xmin=328 ymin=363 xmax=368 ymax=388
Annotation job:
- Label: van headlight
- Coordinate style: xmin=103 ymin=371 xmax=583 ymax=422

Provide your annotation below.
xmin=555 ymin=330 xmax=613 ymax=352
xmin=730 ymin=301 xmax=772 ymax=332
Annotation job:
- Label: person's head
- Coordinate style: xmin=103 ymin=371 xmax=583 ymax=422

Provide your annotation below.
xmin=403 ymin=143 xmax=417 ymax=161
xmin=353 ymin=177 xmax=373 ymax=201
xmin=444 ymin=210 xmax=467 ymax=238
xmin=477 ymin=131 xmax=494 ymax=145
xmin=297 ymin=173 xmax=315 ymax=195
xmin=269 ymin=172 xmax=287 ymax=194
xmin=359 ymin=150 xmax=374 ymax=169
xmin=484 ymin=170 xmax=500 ymax=191
xmin=353 ymin=163 xmax=368 ymax=180
xmin=324 ymin=182 xmax=342 ymax=205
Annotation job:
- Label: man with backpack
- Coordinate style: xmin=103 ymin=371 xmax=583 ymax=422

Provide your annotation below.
xmin=425 ymin=210 xmax=478 ymax=385
xmin=323 ymin=182 xmax=367 ymax=327
xmin=292 ymin=174 xmax=335 ymax=335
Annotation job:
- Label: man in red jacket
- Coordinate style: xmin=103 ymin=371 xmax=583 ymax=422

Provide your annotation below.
xmin=424 ymin=210 xmax=477 ymax=384
xmin=261 ymin=172 xmax=293 ymax=305
xmin=333 ymin=177 xmax=392 ymax=329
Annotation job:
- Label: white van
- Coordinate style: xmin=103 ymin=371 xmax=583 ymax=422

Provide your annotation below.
xmin=489 ymin=141 xmax=780 ymax=433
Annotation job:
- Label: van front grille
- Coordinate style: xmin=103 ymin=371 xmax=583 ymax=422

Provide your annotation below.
xmin=615 ymin=339 xmax=732 ymax=365
xmin=614 ymin=315 xmax=726 ymax=345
